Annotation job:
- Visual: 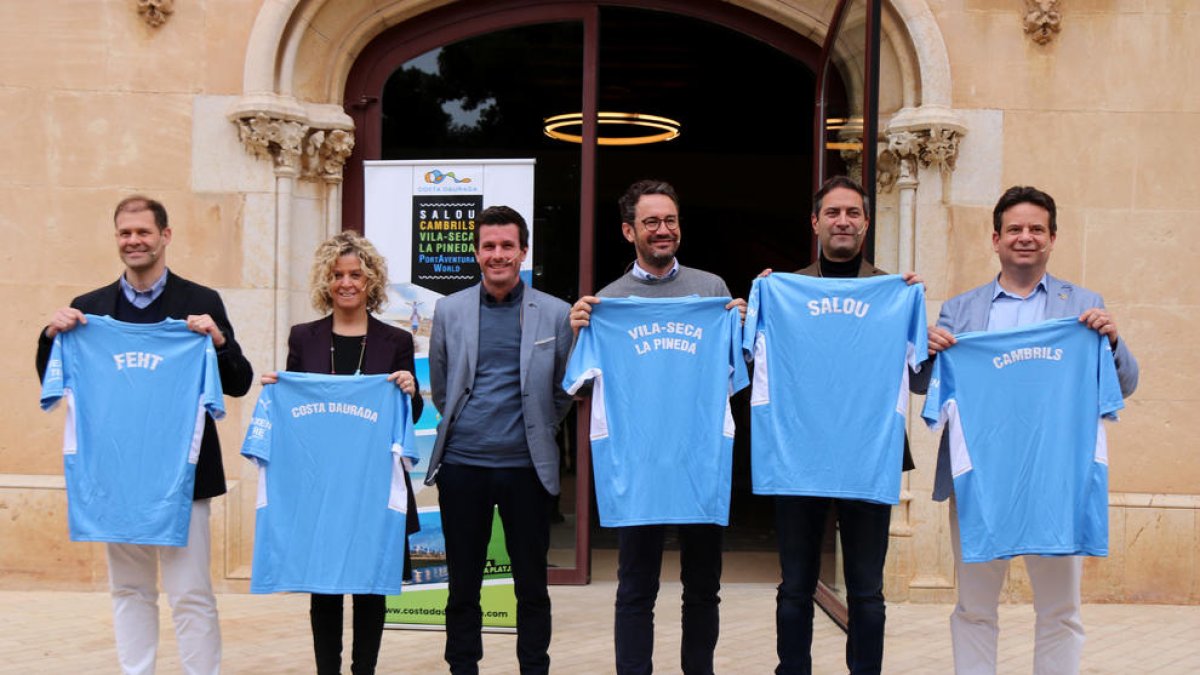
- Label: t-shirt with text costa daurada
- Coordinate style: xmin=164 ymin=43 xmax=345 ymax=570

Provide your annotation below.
xmin=241 ymin=372 xmax=418 ymax=594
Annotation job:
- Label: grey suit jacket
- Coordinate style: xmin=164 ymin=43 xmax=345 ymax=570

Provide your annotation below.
xmin=425 ymin=283 xmax=573 ymax=495
xmin=911 ymin=273 xmax=1139 ymax=501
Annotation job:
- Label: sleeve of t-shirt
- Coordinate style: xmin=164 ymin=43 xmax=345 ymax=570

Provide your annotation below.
xmin=727 ymin=305 xmax=749 ymax=394
xmin=921 ymin=356 xmax=948 ymax=431
xmin=39 ymin=333 xmax=66 ymax=412
xmin=562 ymin=318 xmax=601 ymax=395
xmin=201 ymin=336 xmax=226 ymax=421
xmin=906 ymin=282 xmax=929 ymax=372
xmin=240 ymin=387 xmax=274 ymax=464
xmin=395 ymin=389 xmax=420 ymax=462
xmin=1097 ymin=332 xmax=1125 ymax=421
xmin=742 ymin=276 xmax=764 ymax=360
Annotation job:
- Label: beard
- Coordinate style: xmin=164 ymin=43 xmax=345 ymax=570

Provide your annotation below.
xmin=636 ymin=235 xmax=679 ymax=267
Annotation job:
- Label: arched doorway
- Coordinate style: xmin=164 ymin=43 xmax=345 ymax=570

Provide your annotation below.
xmin=342 ymin=0 xmax=828 ymax=585
xmin=231 ymin=0 xmax=967 ymax=610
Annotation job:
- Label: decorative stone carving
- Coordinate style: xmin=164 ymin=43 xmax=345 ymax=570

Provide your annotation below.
xmin=877 ymin=126 xmax=964 ymax=186
xmin=877 ymin=129 xmax=927 ymax=192
xmin=303 ymin=129 xmax=356 ymax=181
xmin=136 ymin=0 xmax=175 ymax=28
xmin=919 ymin=127 xmax=962 ymax=173
xmin=1023 ymin=0 xmax=1062 ymax=45
xmin=887 ymin=130 xmax=923 ymax=160
xmin=234 ymin=113 xmax=357 ymax=180
xmin=234 ymin=113 xmax=308 ymax=175
xmin=839 ymin=136 xmax=863 ymax=185
xmin=877 ymin=150 xmax=900 ymax=193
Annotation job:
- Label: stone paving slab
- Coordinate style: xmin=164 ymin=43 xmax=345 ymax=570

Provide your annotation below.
xmin=0 ymin=584 xmax=1197 ymax=673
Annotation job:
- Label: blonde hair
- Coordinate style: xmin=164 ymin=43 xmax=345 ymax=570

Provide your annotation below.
xmin=309 ymin=231 xmax=389 ymax=314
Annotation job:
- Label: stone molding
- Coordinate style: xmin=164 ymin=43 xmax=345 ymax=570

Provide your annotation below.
xmin=228 ymin=97 xmax=355 ymax=181
xmin=1023 ymin=0 xmax=1062 ymax=45
xmin=877 ymin=106 xmax=967 ymax=190
xmin=137 ymin=0 xmax=175 ymax=28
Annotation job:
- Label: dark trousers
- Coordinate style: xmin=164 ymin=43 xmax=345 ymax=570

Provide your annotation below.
xmin=775 ymin=497 xmax=891 ymax=675
xmin=310 ymin=593 xmax=385 ymax=675
xmin=614 ymin=524 xmax=723 ymax=675
xmin=437 ymin=464 xmax=552 ymax=675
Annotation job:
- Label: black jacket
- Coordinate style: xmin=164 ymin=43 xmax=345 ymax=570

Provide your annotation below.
xmin=36 ymin=272 xmax=254 ymax=500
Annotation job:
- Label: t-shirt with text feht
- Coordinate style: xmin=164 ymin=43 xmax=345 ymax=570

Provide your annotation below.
xmin=40 ymin=315 xmax=224 ymax=546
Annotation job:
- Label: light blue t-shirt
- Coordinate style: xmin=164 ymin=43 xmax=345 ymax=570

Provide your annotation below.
xmin=40 ymin=315 xmax=224 ymax=546
xmin=563 ymin=297 xmax=748 ymax=526
xmin=743 ymin=274 xmax=926 ymax=504
xmin=241 ymin=372 xmax=418 ymax=594
xmin=922 ymin=317 xmax=1124 ymax=563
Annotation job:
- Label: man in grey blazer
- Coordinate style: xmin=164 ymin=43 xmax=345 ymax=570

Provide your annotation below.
xmin=913 ymin=185 xmax=1139 ymax=674
xmin=426 ymin=205 xmax=572 ymax=675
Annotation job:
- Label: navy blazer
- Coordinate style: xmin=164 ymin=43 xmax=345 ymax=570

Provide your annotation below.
xmin=35 ymin=271 xmax=254 ymax=500
xmin=285 ymin=314 xmax=424 ymax=423
xmin=911 ymin=273 xmax=1139 ymax=501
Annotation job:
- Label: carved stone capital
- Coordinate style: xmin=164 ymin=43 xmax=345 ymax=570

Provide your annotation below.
xmin=234 ymin=113 xmax=308 ymax=175
xmin=1024 ymin=0 xmax=1062 ymax=45
xmin=919 ymin=127 xmax=962 ymax=173
xmin=136 ymin=0 xmax=175 ymax=28
xmin=229 ymin=96 xmax=356 ymax=182
xmin=878 ymin=129 xmax=923 ymax=192
xmin=839 ymin=135 xmax=864 ymax=185
xmin=303 ymin=129 xmax=356 ymax=182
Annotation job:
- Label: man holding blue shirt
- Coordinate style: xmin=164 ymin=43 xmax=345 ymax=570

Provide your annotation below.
xmin=425 ymin=205 xmax=573 ymax=675
xmin=915 ymin=185 xmax=1139 ymax=674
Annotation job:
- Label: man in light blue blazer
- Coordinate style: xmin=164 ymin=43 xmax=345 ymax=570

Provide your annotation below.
xmin=912 ymin=186 xmax=1138 ymax=675
xmin=426 ymin=205 xmax=572 ymax=675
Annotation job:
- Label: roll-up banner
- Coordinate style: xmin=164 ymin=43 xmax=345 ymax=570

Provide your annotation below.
xmin=365 ymin=159 xmax=535 ymax=631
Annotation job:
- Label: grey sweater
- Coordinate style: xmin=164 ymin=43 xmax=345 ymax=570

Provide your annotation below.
xmin=597 ymin=264 xmax=730 ymax=299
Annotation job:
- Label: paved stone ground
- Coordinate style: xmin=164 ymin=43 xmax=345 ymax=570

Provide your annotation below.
xmin=0 ymin=584 xmax=1197 ymax=673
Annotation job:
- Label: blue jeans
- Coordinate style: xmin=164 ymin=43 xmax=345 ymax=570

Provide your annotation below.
xmin=775 ymin=497 xmax=891 ymax=675
xmin=614 ymin=524 xmax=723 ymax=675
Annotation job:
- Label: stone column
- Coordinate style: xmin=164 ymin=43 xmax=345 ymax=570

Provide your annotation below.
xmin=302 ymin=129 xmax=356 ymax=239
xmin=231 ymin=101 xmax=357 ymax=367
xmin=877 ymin=107 xmax=966 ymax=600
xmin=233 ymin=113 xmax=307 ymax=369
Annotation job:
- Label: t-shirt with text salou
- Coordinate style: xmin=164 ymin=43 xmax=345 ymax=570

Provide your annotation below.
xmin=242 ymin=372 xmax=418 ymax=594
xmin=743 ymin=274 xmax=926 ymax=503
xmin=921 ymin=317 xmax=1123 ymax=563
xmin=40 ymin=315 xmax=224 ymax=546
xmin=564 ymin=297 xmax=748 ymax=526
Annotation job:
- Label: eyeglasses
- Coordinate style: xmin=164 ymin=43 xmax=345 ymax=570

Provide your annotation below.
xmin=640 ymin=216 xmax=679 ymax=232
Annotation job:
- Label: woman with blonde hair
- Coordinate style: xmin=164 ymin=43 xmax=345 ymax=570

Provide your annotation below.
xmin=263 ymin=230 xmax=422 ymax=674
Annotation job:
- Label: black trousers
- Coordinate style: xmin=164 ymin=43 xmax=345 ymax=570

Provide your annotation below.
xmin=437 ymin=464 xmax=552 ymax=675
xmin=614 ymin=524 xmax=723 ymax=675
xmin=774 ymin=496 xmax=892 ymax=675
xmin=310 ymin=593 xmax=385 ymax=675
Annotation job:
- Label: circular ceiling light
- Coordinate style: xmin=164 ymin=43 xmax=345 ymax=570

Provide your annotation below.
xmin=543 ymin=112 xmax=681 ymax=146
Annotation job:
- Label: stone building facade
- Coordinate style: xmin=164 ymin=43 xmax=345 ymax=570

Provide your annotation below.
xmin=1 ymin=0 xmax=1195 ymax=605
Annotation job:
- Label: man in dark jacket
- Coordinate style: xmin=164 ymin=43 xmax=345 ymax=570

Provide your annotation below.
xmin=36 ymin=195 xmax=252 ymax=675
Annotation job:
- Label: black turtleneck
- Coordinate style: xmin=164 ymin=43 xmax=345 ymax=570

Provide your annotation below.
xmin=818 ymin=251 xmax=863 ymax=278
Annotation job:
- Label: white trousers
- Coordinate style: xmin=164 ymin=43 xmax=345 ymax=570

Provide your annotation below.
xmin=949 ymin=500 xmax=1084 ymax=675
xmin=107 ymin=498 xmax=221 ymax=675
